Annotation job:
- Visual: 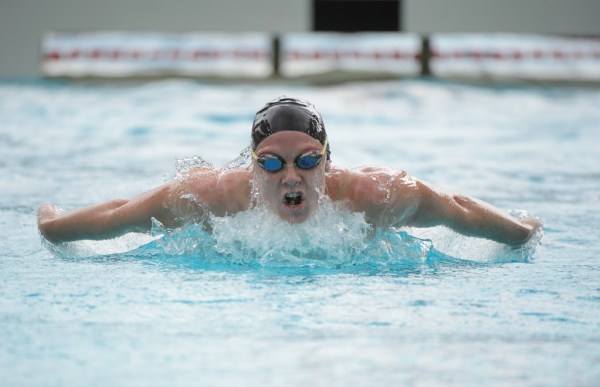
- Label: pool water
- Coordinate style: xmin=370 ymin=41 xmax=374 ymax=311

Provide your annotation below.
xmin=1 ymin=79 xmax=599 ymax=386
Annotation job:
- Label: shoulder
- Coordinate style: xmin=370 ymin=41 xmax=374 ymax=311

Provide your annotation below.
xmin=176 ymin=167 xmax=251 ymax=215
xmin=326 ymin=166 xmax=424 ymax=224
xmin=326 ymin=166 xmax=418 ymax=202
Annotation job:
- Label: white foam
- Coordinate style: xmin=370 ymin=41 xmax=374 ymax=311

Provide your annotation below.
xmin=210 ymin=198 xmax=372 ymax=266
xmin=43 ymin=232 xmax=159 ymax=259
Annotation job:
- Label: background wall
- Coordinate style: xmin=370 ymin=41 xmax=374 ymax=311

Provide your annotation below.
xmin=404 ymin=0 xmax=600 ymax=34
xmin=1 ymin=0 xmax=599 ymax=78
xmin=0 ymin=0 xmax=309 ymax=77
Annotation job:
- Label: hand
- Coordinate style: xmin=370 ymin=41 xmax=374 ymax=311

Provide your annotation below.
xmin=37 ymin=203 xmax=60 ymax=224
xmin=37 ymin=204 xmax=63 ymax=241
xmin=521 ymin=214 xmax=542 ymax=240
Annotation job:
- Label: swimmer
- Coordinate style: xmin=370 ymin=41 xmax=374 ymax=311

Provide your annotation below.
xmin=37 ymin=96 xmax=541 ymax=246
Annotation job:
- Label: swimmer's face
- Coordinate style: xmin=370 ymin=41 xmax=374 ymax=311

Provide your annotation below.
xmin=252 ymin=131 xmax=328 ymax=223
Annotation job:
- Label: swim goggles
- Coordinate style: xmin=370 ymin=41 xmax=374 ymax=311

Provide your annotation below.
xmin=252 ymin=139 xmax=328 ymax=173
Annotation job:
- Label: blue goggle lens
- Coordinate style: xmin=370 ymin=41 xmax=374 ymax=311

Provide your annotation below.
xmin=262 ymin=157 xmax=284 ymax=171
xmin=296 ymin=154 xmax=321 ymax=169
xmin=257 ymin=152 xmax=323 ymax=172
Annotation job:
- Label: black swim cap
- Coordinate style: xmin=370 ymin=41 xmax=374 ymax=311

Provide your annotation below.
xmin=251 ymin=96 xmax=330 ymax=160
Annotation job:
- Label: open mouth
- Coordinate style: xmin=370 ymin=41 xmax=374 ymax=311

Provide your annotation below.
xmin=283 ymin=191 xmax=304 ymax=207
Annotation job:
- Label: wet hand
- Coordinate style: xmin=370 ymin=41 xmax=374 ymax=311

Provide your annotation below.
xmin=521 ymin=215 xmax=543 ymax=241
xmin=37 ymin=203 xmax=59 ymax=224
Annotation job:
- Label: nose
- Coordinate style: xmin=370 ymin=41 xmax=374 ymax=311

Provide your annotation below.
xmin=282 ymin=164 xmax=302 ymax=186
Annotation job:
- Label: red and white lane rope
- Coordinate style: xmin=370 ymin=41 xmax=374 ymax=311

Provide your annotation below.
xmin=43 ymin=48 xmax=269 ymax=61
xmin=283 ymin=49 xmax=600 ymax=61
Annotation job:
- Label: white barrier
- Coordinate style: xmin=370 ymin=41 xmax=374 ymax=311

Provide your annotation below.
xmin=431 ymin=34 xmax=600 ymax=81
xmin=42 ymin=32 xmax=273 ymax=78
xmin=280 ymin=33 xmax=421 ymax=77
xmin=41 ymin=32 xmax=600 ymax=81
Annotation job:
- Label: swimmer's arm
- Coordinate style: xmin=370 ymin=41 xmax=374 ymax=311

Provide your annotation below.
xmin=408 ymin=180 xmax=541 ymax=246
xmin=37 ymin=184 xmax=182 ymax=243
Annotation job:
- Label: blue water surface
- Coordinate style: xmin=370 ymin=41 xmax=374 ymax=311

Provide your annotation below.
xmin=0 ymin=79 xmax=599 ymax=386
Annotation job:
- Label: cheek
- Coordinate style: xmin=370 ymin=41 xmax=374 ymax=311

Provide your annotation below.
xmin=305 ymin=169 xmax=327 ymax=194
xmin=255 ymin=171 xmax=278 ymax=197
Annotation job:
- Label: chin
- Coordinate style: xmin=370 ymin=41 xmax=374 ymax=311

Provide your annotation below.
xmin=279 ymin=214 xmax=309 ymax=224
xmin=276 ymin=205 xmax=314 ymax=224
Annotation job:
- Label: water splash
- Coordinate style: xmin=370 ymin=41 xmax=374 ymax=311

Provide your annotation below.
xmin=408 ymin=209 xmax=543 ymax=263
xmin=211 ymin=198 xmax=372 ymax=266
xmin=42 ymin=150 xmax=542 ymax=268
xmin=42 ymin=230 xmax=158 ymax=259
xmin=174 ymin=155 xmax=213 ymax=182
xmin=146 ymin=197 xmax=438 ymax=269
xmin=221 ymin=147 xmax=253 ymax=171
xmin=43 ymin=208 xmax=541 ymax=268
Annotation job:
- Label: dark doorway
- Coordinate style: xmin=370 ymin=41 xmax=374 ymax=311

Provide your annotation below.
xmin=313 ymin=0 xmax=401 ymax=32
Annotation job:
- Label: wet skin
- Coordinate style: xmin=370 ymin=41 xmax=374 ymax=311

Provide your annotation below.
xmin=252 ymin=131 xmax=328 ymax=223
xmin=37 ymin=131 xmax=540 ymax=245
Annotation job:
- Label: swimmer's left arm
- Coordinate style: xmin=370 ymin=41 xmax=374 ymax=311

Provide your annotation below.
xmin=406 ymin=179 xmax=541 ymax=246
xmin=340 ymin=169 xmax=539 ymax=246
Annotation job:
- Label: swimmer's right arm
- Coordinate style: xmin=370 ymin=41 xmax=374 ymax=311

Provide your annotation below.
xmin=37 ymin=168 xmax=250 ymax=243
xmin=37 ymin=183 xmax=183 ymax=243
